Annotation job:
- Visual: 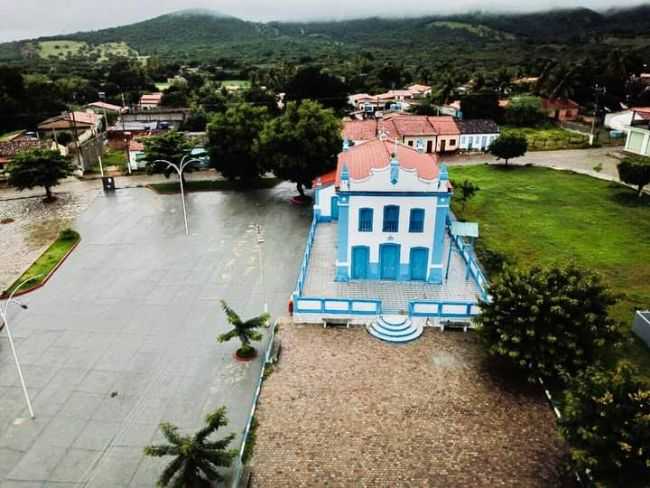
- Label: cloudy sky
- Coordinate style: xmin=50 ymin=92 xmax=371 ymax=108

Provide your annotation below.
xmin=0 ymin=0 xmax=645 ymax=42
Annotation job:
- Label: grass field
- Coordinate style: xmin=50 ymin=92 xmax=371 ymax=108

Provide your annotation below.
xmin=2 ymin=229 xmax=80 ymax=297
xmin=149 ymin=177 xmax=280 ymax=193
xmin=502 ymin=125 xmax=590 ymax=151
xmin=450 ymin=164 xmax=650 ymax=376
xmin=222 ymin=79 xmax=251 ymax=91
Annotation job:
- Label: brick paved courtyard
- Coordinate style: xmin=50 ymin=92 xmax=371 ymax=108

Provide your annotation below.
xmin=252 ymin=324 xmax=566 ymax=487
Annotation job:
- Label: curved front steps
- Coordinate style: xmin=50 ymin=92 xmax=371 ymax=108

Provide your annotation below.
xmin=367 ymin=315 xmax=423 ymax=343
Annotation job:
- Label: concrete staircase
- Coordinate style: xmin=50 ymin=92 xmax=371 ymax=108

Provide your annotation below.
xmin=367 ymin=315 xmax=423 ymax=343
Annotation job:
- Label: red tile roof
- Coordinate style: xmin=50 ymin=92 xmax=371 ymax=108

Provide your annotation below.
xmin=38 ymin=111 xmax=98 ymax=130
xmin=633 ymin=107 xmax=650 ymax=118
xmin=87 ymin=101 xmax=124 ymax=112
xmin=342 ymin=120 xmax=377 ymax=141
xmin=139 ymin=93 xmax=163 ymax=104
xmin=334 ymin=138 xmax=440 ymax=187
xmin=128 ymin=139 xmax=145 ymax=152
xmin=427 ymin=116 xmax=460 ymax=135
xmin=541 ymin=98 xmax=579 ymax=110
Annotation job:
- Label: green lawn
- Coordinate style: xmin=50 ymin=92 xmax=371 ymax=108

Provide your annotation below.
xmin=450 ymin=165 xmax=650 ymax=376
xmin=502 ymin=125 xmax=590 ymax=151
xmin=2 ymin=229 xmax=80 ymax=297
xmin=149 ymin=177 xmax=280 ymax=194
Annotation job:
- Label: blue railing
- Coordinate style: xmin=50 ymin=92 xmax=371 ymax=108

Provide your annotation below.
xmin=294 ymin=215 xmax=318 ymax=298
xmin=408 ymin=299 xmax=481 ymax=318
xmin=447 ymin=211 xmax=490 ymax=301
xmin=294 ymin=297 xmax=382 ymax=316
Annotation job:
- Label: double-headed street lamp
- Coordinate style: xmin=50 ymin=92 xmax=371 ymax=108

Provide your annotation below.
xmin=0 ymin=275 xmax=43 ymax=419
xmin=153 ymin=154 xmax=205 ymax=236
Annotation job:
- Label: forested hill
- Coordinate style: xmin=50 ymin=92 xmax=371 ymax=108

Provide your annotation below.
xmin=2 ymin=5 xmax=650 ymax=63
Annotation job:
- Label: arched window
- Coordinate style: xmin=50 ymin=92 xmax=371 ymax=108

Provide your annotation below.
xmin=358 ymin=208 xmax=373 ymax=232
xmin=383 ymin=205 xmax=399 ymax=232
xmin=409 ymin=208 xmax=425 ymax=233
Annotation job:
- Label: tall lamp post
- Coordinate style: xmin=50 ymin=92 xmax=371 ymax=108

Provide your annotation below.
xmin=0 ymin=275 xmax=43 ymax=419
xmin=154 ymin=154 xmax=205 ymax=236
xmin=590 ymin=84 xmax=607 ymax=146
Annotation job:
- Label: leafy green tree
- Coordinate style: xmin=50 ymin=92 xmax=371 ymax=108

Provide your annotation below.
xmin=504 ymin=96 xmax=545 ymax=127
xmin=144 ymin=130 xmax=194 ymax=181
xmin=559 ymin=364 xmax=650 ymax=487
xmin=617 ymin=155 xmax=650 ymax=197
xmin=284 ymin=66 xmax=348 ymax=111
xmin=488 ymin=134 xmax=528 ymax=166
xmin=460 ymin=91 xmax=501 ymax=120
xmin=477 ymin=265 xmax=623 ymax=382
xmin=206 ymin=103 xmax=270 ymax=184
xmin=144 ymin=407 xmax=237 ymax=488
xmin=7 ymin=149 xmax=73 ymax=201
xmin=259 ymin=100 xmax=341 ymax=197
xmin=452 ymin=179 xmax=479 ymax=212
xmin=217 ymin=300 xmax=270 ymax=359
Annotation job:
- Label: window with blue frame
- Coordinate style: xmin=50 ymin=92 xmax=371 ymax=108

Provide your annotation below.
xmin=358 ymin=208 xmax=373 ymax=232
xmin=383 ymin=205 xmax=399 ymax=232
xmin=409 ymin=208 xmax=425 ymax=232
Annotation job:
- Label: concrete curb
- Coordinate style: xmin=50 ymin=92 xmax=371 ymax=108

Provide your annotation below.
xmin=1 ymin=237 xmax=81 ymax=300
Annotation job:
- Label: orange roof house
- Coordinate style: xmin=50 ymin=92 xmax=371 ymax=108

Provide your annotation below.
xmin=541 ymin=98 xmax=580 ymax=121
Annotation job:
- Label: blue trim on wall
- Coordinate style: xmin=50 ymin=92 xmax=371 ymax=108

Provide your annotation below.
xmin=409 ymin=247 xmax=429 ymax=280
xmin=339 ymin=191 xmax=450 ymax=197
xmin=429 ymin=195 xmax=450 ymax=283
xmin=379 ymin=243 xmax=401 ymax=280
xmin=335 ymin=196 xmax=350 ymax=282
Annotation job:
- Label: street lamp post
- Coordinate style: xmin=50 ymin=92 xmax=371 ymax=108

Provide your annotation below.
xmin=0 ymin=275 xmax=43 ymax=419
xmin=154 ymin=155 xmax=204 ymax=236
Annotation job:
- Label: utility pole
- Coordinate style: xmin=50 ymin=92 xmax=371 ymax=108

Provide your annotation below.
xmin=590 ymin=84 xmax=606 ymax=146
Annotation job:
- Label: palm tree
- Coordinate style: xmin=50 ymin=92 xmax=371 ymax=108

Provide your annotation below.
xmin=217 ymin=301 xmax=270 ymax=359
xmin=144 ymin=407 xmax=237 ymax=488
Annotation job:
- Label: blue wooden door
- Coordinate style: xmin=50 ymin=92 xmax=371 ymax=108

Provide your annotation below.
xmin=351 ymin=246 xmax=369 ymax=280
xmin=331 ymin=196 xmax=339 ymax=220
xmin=409 ymin=248 xmax=429 ymax=281
xmin=380 ymin=244 xmax=400 ymax=280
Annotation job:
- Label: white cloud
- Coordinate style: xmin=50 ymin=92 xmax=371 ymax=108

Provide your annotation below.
xmin=0 ymin=0 xmax=644 ymax=42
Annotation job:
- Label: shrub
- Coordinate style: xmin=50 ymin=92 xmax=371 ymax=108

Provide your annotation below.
xmin=617 ymin=155 xmax=650 ymax=197
xmin=59 ymin=228 xmax=78 ymax=241
xmin=560 ymin=364 xmax=650 ymax=486
xmin=477 ymin=265 xmax=623 ymax=382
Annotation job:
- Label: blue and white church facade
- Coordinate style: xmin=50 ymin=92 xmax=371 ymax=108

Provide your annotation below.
xmin=314 ymin=139 xmax=451 ymax=284
xmin=291 ymin=137 xmax=488 ymax=340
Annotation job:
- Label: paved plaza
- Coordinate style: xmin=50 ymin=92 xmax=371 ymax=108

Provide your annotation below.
xmin=303 ymin=222 xmax=481 ymax=312
xmin=0 ymin=183 xmax=311 ymax=486
xmin=252 ymin=324 xmax=566 ymax=487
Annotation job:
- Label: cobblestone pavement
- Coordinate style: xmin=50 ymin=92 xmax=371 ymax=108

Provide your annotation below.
xmin=0 ymin=189 xmax=100 ymax=290
xmin=252 ymin=324 xmax=566 ymax=487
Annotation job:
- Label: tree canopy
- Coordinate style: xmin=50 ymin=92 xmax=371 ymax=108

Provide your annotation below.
xmin=144 ymin=130 xmax=194 ymax=178
xmin=7 ymin=148 xmax=73 ymax=201
xmin=560 ymin=364 xmax=650 ymax=486
xmin=283 ymin=66 xmax=348 ymax=111
xmin=206 ymin=103 xmax=270 ymax=184
xmin=477 ymin=265 xmax=623 ymax=382
xmin=617 ymin=155 xmax=650 ymax=197
xmin=488 ymin=133 xmax=528 ymax=166
xmin=259 ymin=100 xmax=341 ymax=196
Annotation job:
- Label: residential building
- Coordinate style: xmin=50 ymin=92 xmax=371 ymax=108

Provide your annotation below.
xmin=427 ymin=116 xmax=461 ymax=153
xmin=382 ymin=115 xmax=438 ymax=152
xmin=128 ymin=139 xmax=147 ymax=171
xmin=120 ymin=108 xmax=189 ymax=130
xmin=407 ymin=84 xmax=432 ymax=97
xmin=624 ymin=107 xmax=650 ymax=157
xmin=0 ymin=131 xmax=49 ymax=171
xmin=86 ymin=101 xmax=126 ymax=114
xmin=37 ymin=111 xmax=102 ymax=142
xmin=456 ymin=119 xmax=501 ymax=151
xmin=541 ymin=98 xmax=580 ymax=121
xmin=139 ymin=92 xmax=164 ymax=110
xmin=342 ymin=120 xmax=378 ymax=146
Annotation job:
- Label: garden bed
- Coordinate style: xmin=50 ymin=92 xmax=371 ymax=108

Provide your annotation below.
xmin=502 ymin=125 xmax=590 ymax=151
xmin=1 ymin=229 xmax=80 ymax=297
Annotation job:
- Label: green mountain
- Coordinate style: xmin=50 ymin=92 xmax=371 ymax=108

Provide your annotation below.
xmin=2 ymin=5 xmax=650 ymax=63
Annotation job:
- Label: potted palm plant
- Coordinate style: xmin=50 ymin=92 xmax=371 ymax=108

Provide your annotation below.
xmin=144 ymin=406 xmax=237 ymax=487
xmin=217 ymin=300 xmax=270 ymax=360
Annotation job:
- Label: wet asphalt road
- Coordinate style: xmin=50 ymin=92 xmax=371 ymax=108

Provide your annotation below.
xmin=0 ymin=183 xmax=311 ymax=487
